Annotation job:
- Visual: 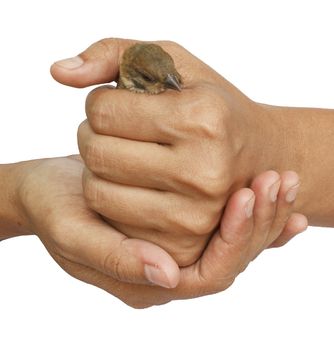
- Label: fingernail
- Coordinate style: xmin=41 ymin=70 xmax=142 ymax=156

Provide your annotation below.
xmin=245 ymin=196 xmax=255 ymax=218
xmin=269 ymin=180 xmax=281 ymax=202
xmin=54 ymin=56 xmax=84 ymax=70
xmin=144 ymin=264 xmax=172 ymax=288
xmin=286 ymin=183 xmax=300 ymax=203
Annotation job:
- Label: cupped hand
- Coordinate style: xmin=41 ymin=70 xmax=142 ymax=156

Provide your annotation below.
xmin=18 ymin=156 xmax=180 ymax=289
xmin=17 ymin=156 xmax=307 ymax=308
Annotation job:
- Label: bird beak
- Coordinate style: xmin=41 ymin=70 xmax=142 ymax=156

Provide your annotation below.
xmin=165 ymin=74 xmax=182 ymax=91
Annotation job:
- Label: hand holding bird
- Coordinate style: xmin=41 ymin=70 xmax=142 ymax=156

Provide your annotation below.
xmin=51 ymin=39 xmax=305 ymax=307
xmin=72 ymin=38 xmax=300 ymax=267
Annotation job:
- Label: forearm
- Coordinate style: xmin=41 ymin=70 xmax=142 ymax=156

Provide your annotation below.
xmin=0 ymin=162 xmax=34 ymax=239
xmin=259 ymin=104 xmax=334 ymax=226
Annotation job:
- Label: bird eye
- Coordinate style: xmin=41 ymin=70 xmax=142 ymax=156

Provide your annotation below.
xmin=141 ymin=72 xmax=155 ymax=83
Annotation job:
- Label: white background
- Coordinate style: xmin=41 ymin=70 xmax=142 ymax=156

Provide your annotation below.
xmin=1 ymin=0 xmax=333 ymax=349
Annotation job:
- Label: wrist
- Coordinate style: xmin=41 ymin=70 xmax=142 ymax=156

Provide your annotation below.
xmin=244 ymin=103 xmax=306 ymax=200
xmin=251 ymin=103 xmax=306 ymax=172
xmin=0 ymin=161 xmax=39 ymax=239
xmin=233 ymin=102 xmax=288 ymax=185
xmin=249 ymin=103 xmax=334 ymax=226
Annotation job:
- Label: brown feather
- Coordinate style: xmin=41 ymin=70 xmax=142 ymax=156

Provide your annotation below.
xmin=118 ymin=43 xmax=182 ymax=94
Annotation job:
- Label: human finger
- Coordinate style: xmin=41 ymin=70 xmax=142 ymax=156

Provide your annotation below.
xmin=43 ymin=214 xmax=180 ymax=289
xmin=269 ymin=213 xmax=308 ymax=248
xmin=78 ymin=121 xmax=178 ymax=190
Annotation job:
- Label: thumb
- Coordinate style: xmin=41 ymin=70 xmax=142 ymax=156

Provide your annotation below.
xmin=53 ymin=218 xmax=180 ymax=289
xmin=179 ymin=188 xmax=255 ymax=296
xmin=50 ymin=38 xmax=136 ymax=88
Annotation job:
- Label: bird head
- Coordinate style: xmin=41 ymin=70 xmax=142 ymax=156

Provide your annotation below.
xmin=118 ymin=43 xmax=182 ymax=94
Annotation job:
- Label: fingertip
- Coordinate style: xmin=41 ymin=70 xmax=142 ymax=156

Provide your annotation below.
xmin=280 ymin=170 xmax=299 ymax=184
xmin=222 ymin=188 xmax=255 ymax=222
xmin=51 ymin=58 xmax=118 ymax=88
xmin=286 ymin=213 xmax=308 ymax=233
xmin=144 ymin=264 xmax=180 ymax=289
xmin=50 ymin=38 xmax=136 ymax=88
xmin=219 ymin=188 xmax=255 ymax=244
xmin=135 ymin=239 xmax=180 ymax=288
xmin=269 ymin=213 xmax=308 ymax=248
xmin=299 ymin=214 xmax=308 ymax=230
xmin=52 ymin=55 xmax=84 ymax=70
xmin=245 ymin=193 xmax=256 ymax=219
xmin=229 ymin=187 xmax=255 ymax=206
xmin=250 ymin=170 xmax=280 ymax=194
xmin=163 ymin=262 xmax=181 ymax=288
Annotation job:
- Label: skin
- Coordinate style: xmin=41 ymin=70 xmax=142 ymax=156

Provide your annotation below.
xmin=51 ymin=38 xmax=334 ymax=268
xmin=0 ymin=37 xmax=325 ymax=308
xmin=0 ymin=157 xmax=305 ymax=308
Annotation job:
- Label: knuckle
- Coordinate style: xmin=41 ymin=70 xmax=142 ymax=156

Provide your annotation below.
xmin=170 ymin=236 xmax=209 ymax=267
xmin=173 ymin=253 xmax=197 ymax=267
xmin=96 ymin=37 xmax=113 ymax=47
xmin=82 ymin=170 xmax=101 ymax=209
xmin=159 ymin=40 xmax=182 ymax=50
xmin=192 ymin=212 xmax=219 ymax=235
xmin=200 ymin=169 xmax=226 ymax=198
xmin=85 ymin=88 xmax=99 ymax=115
xmin=103 ymin=238 xmax=127 ymax=281
xmin=180 ymin=120 xmax=216 ymax=140
xmin=171 ymin=208 xmax=219 ymax=236
xmin=198 ymin=265 xmax=236 ymax=294
xmin=189 ymin=92 xmax=228 ymax=140
xmin=92 ymin=38 xmax=119 ymax=59
xmin=77 ymin=120 xmax=89 ymax=155
xmin=205 ymin=179 xmax=226 ymax=199
xmin=46 ymin=219 xmax=74 ymax=256
xmin=84 ymin=138 xmax=104 ymax=173
xmin=179 ymin=166 xmax=227 ymax=199
xmin=173 ymin=90 xmax=226 ymax=140
xmin=193 ymin=116 xmax=221 ymax=140
xmin=85 ymin=88 xmax=111 ymax=131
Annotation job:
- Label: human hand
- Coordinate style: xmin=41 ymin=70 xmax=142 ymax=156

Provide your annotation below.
xmin=51 ymin=38 xmax=302 ymax=266
xmin=113 ymin=169 xmax=306 ymax=306
xmin=16 ymin=156 xmax=180 ymax=288
xmin=12 ymin=158 xmax=306 ymax=307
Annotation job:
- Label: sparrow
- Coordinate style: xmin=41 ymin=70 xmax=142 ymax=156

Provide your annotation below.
xmin=117 ymin=43 xmax=182 ymax=94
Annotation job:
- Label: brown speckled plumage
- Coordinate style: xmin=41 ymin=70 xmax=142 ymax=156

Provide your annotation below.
xmin=118 ymin=43 xmax=182 ymax=94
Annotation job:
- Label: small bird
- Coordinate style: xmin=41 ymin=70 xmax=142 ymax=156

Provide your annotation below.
xmin=117 ymin=43 xmax=182 ymax=94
